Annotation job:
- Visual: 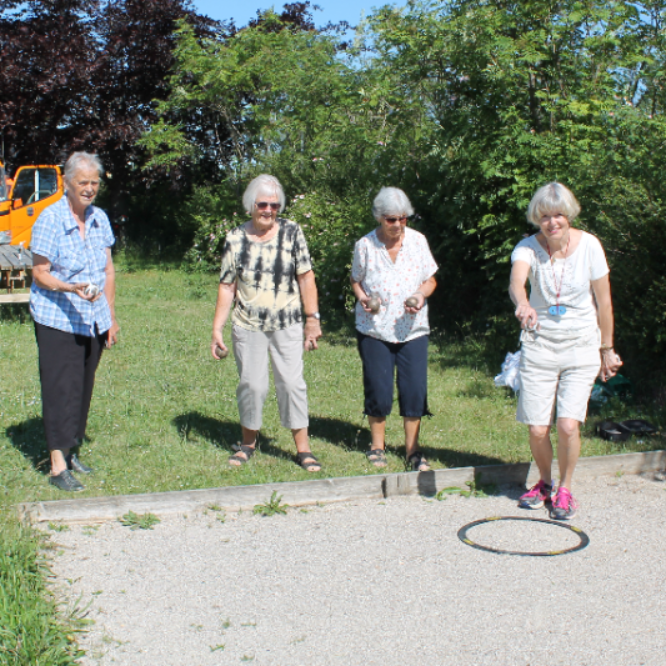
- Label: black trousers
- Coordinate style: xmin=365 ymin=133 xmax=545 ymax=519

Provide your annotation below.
xmin=34 ymin=321 xmax=106 ymax=452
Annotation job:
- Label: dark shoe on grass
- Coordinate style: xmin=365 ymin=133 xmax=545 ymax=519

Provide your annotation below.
xmin=67 ymin=453 xmax=93 ymax=474
xmin=49 ymin=470 xmax=84 ymax=492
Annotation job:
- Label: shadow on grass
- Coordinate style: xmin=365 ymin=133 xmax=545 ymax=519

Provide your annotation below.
xmin=5 ymin=418 xmax=49 ymax=474
xmin=172 ymin=411 xmax=293 ymax=462
xmin=308 ymin=415 xmax=369 ymax=452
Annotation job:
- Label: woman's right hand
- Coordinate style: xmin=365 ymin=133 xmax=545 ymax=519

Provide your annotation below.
xmin=515 ymin=302 xmax=539 ymax=331
xmin=211 ymin=334 xmax=228 ymax=359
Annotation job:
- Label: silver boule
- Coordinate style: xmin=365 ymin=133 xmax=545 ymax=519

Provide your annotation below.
xmin=367 ymin=297 xmax=381 ymax=314
xmin=84 ymin=283 xmax=100 ymax=298
xmin=405 ymin=296 xmax=419 ymax=308
xmin=215 ymin=345 xmax=229 ymax=359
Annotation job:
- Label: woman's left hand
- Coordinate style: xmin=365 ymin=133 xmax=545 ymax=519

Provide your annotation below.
xmin=600 ymin=348 xmax=622 ymax=382
xmin=404 ymin=291 xmax=425 ymax=314
xmin=304 ymin=318 xmax=322 ymax=351
xmin=106 ymin=320 xmax=120 ymax=348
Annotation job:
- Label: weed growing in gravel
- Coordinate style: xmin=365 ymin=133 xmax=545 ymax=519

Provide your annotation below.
xmin=119 ymin=511 xmax=161 ymax=530
xmin=48 ymin=521 xmax=70 ymax=532
xmin=253 ymin=491 xmax=288 ymax=516
xmin=436 ymin=476 xmax=497 ymax=500
xmin=81 ymin=525 xmax=99 ymax=536
xmin=210 ymin=644 xmax=225 ymax=652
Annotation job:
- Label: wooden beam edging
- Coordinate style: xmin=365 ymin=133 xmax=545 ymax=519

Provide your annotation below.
xmin=0 ymin=292 xmax=30 ymax=304
xmin=16 ymin=449 xmax=666 ymax=525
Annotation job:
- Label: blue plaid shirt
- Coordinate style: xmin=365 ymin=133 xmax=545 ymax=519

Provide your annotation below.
xmin=30 ymin=196 xmax=115 ymax=337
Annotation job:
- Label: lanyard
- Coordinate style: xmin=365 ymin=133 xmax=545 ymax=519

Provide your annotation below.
xmin=546 ymin=234 xmax=570 ymax=315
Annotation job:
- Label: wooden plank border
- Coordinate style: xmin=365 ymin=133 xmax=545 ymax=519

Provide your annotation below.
xmin=17 ymin=450 xmax=666 ymax=524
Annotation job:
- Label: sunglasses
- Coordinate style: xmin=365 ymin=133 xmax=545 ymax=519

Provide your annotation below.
xmin=384 ymin=215 xmax=408 ymax=223
xmin=256 ymin=202 xmax=281 ymax=211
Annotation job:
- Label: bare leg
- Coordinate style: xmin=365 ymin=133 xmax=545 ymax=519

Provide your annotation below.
xmin=50 ymin=449 xmax=69 ymax=475
xmin=368 ymin=416 xmax=386 ymax=450
xmin=292 ymin=427 xmax=312 ymax=454
xmin=528 ymin=425 xmax=554 ymax=484
xmin=404 ymin=417 xmax=421 ymax=459
xmin=556 ymin=418 xmax=581 ymax=489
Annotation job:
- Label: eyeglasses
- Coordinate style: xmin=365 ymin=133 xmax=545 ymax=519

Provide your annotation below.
xmin=384 ymin=215 xmax=408 ymax=223
xmin=255 ymin=202 xmax=281 ymax=211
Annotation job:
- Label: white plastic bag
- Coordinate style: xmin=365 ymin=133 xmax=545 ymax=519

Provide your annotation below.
xmin=494 ymin=351 xmax=521 ymax=392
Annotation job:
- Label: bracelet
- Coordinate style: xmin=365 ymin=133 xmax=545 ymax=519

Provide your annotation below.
xmin=600 ymin=344 xmax=614 ymax=351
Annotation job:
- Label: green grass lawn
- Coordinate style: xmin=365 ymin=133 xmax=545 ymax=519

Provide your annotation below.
xmin=0 ymin=263 xmax=662 ymax=664
xmin=1 ymin=265 xmax=661 ymax=504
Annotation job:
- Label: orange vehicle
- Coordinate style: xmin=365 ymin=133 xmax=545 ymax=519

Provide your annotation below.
xmin=0 ymin=160 xmax=64 ymax=247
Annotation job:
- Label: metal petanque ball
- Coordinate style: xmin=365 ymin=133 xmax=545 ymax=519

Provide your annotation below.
xmin=367 ymin=296 xmax=381 ymax=314
xmin=84 ymin=283 xmax=100 ymax=298
xmin=215 ymin=345 xmax=229 ymax=359
xmin=405 ymin=295 xmax=419 ymax=308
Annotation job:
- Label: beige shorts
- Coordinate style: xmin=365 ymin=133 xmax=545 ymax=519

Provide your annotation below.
xmin=517 ymin=328 xmax=601 ymax=426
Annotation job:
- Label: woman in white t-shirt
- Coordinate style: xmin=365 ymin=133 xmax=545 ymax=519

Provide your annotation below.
xmin=351 ymin=187 xmax=438 ymax=472
xmin=509 ymin=182 xmax=622 ymax=520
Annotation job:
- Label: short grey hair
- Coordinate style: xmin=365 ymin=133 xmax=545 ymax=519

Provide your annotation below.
xmin=242 ymin=174 xmax=286 ymax=214
xmin=64 ymin=152 xmax=103 ymax=186
xmin=527 ymin=182 xmax=581 ymax=227
xmin=372 ymin=187 xmax=414 ymax=220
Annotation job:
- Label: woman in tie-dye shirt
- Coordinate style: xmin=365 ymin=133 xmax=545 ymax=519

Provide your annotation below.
xmin=211 ymin=175 xmax=323 ymax=472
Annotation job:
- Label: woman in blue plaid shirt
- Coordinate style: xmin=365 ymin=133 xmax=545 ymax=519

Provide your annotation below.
xmin=30 ymin=152 xmax=119 ymax=492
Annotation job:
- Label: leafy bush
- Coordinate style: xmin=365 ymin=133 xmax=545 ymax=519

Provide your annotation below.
xmin=286 ymin=190 xmax=374 ymax=313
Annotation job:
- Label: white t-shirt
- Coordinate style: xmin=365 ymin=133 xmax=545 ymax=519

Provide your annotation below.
xmin=511 ymin=231 xmax=609 ymax=337
xmin=352 ymin=227 xmax=438 ymax=343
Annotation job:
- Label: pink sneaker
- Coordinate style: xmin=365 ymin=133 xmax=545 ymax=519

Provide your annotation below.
xmin=518 ymin=480 xmax=553 ymax=509
xmin=550 ymin=487 xmax=579 ymax=520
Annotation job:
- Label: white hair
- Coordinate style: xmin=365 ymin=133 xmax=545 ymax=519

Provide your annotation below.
xmin=527 ymin=182 xmax=581 ymax=226
xmin=64 ymin=152 xmax=103 ymax=186
xmin=242 ymin=174 xmax=286 ymax=214
xmin=372 ymin=187 xmax=414 ymax=220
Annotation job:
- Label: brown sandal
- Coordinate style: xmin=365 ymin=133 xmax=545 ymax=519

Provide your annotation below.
xmin=229 ymin=444 xmax=255 ymax=466
xmin=407 ymin=451 xmax=430 ymax=472
xmin=366 ymin=449 xmax=387 ymax=468
xmin=296 ymin=452 xmax=322 ymax=472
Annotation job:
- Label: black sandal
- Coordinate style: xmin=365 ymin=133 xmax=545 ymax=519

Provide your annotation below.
xmin=296 ymin=452 xmax=322 ymax=472
xmin=229 ymin=444 xmax=256 ymax=466
xmin=407 ymin=451 xmax=430 ymax=472
xmin=366 ymin=449 xmax=387 ymax=468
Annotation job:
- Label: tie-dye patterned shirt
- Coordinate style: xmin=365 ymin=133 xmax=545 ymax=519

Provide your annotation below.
xmin=352 ymin=227 xmax=438 ymax=343
xmin=219 ymin=218 xmax=313 ymax=332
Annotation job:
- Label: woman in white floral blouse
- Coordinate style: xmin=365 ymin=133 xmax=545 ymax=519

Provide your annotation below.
xmin=351 ymin=187 xmax=438 ymax=471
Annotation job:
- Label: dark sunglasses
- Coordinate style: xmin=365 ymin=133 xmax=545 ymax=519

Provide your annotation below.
xmin=384 ymin=215 xmax=408 ymax=223
xmin=256 ymin=202 xmax=281 ymax=211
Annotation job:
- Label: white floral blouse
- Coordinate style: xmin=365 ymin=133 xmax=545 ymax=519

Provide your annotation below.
xmin=351 ymin=227 xmax=438 ymax=343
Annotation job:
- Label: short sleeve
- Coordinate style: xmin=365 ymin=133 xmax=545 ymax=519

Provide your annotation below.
xmin=30 ymin=209 xmax=59 ymax=263
xmin=587 ymin=234 xmax=609 ymax=281
xmin=351 ymin=239 xmax=366 ymax=283
xmin=89 ymin=208 xmax=114 ymax=248
xmin=418 ymin=235 xmax=438 ymax=281
xmin=219 ymin=237 xmax=237 ymax=284
xmin=511 ymin=241 xmax=536 ymax=268
xmin=293 ymin=224 xmax=313 ymax=275
xmin=99 ymin=211 xmax=115 ymax=248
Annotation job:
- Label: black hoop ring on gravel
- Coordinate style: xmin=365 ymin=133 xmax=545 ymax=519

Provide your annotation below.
xmin=457 ymin=516 xmax=590 ymax=557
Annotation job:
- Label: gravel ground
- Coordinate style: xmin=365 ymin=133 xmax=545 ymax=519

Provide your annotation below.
xmin=48 ymin=473 xmax=666 ymax=666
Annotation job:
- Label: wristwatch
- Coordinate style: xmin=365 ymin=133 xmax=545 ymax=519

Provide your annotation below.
xmin=305 ymin=312 xmax=321 ymax=320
